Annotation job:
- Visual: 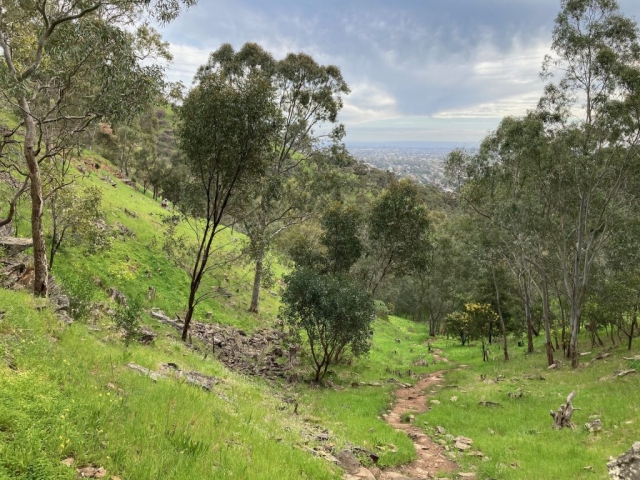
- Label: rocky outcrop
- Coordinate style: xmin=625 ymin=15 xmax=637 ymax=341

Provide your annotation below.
xmin=608 ymin=442 xmax=640 ymax=479
xmin=0 ymin=237 xmax=33 ymax=256
xmin=150 ymin=309 xmax=296 ymax=380
xmin=0 ymin=221 xmax=13 ymax=237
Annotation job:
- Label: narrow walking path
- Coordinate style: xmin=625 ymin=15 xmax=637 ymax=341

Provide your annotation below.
xmin=378 ymin=372 xmax=458 ymax=480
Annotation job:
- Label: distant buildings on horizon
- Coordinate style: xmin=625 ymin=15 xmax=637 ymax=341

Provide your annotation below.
xmin=347 ymin=143 xmax=469 ymax=191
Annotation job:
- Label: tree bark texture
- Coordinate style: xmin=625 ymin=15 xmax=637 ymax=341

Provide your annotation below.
xmin=550 ymin=391 xmax=577 ymax=429
xmin=249 ymin=249 xmax=263 ymax=313
xmin=21 ymin=98 xmax=48 ymax=296
xmin=492 ymin=266 xmax=509 ymax=361
xmin=522 ymin=275 xmax=534 ymax=353
xmin=541 ymin=277 xmax=554 ymax=366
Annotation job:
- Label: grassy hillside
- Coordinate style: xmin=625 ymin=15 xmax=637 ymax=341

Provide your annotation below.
xmin=43 ymin=153 xmax=284 ymax=332
xmin=421 ymin=337 xmax=640 ymax=479
xmin=1 ymin=154 xmax=448 ymax=474
xmin=3 ymin=146 xmax=640 ymax=479
xmin=0 ymin=289 xmax=337 ymax=479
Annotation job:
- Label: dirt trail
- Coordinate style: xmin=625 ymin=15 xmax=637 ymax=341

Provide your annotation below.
xmin=378 ymin=371 xmax=458 ymax=480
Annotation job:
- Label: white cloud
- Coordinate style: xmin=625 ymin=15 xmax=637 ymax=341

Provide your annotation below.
xmin=434 ymin=92 xmax=542 ymax=119
xmin=164 ymin=44 xmax=211 ymax=84
xmin=340 ymin=82 xmax=399 ymax=125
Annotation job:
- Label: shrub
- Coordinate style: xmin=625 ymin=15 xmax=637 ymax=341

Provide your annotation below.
xmin=61 ymin=271 xmax=97 ymax=321
xmin=281 ymin=268 xmax=375 ymax=382
xmin=374 ymin=300 xmax=390 ymax=320
xmin=112 ymin=297 xmax=143 ymax=346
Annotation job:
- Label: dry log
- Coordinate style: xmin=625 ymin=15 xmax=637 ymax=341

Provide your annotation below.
xmin=127 ymin=363 xmax=165 ymax=382
xmin=616 ymin=369 xmax=637 ymax=377
xmin=594 ymin=352 xmax=611 ymax=360
xmin=551 ymin=391 xmax=578 ymax=429
xmin=149 ymin=309 xmax=183 ymax=330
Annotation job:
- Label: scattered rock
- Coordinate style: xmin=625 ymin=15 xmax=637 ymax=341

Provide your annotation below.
xmin=128 ymin=363 xmax=165 ymax=382
xmin=436 ymin=426 xmax=446 ymax=435
xmin=585 ymin=419 xmax=603 ymax=433
xmin=607 ymin=442 xmax=640 ymax=480
xmin=53 ymin=294 xmax=70 ymax=312
xmin=352 ymin=467 xmax=376 ymax=479
xmin=150 ymin=309 xmax=296 ymax=380
xmin=450 ymin=396 xmax=458 ymax=402
xmin=478 ymin=401 xmax=502 ymax=408
xmin=454 ymin=436 xmax=473 ymax=445
xmin=60 ymin=458 xmax=74 ymax=467
xmin=336 ymin=449 xmax=361 ymax=475
xmin=430 ymin=399 xmax=440 ymax=406
xmin=139 ymin=327 xmax=157 ymax=345
xmin=456 ymin=441 xmax=471 ymax=451
xmin=508 ymin=389 xmax=523 ymax=399
xmin=77 ymin=466 xmax=106 ymax=478
xmin=379 ymin=473 xmax=411 ymax=480
xmin=108 ymin=287 xmax=127 ymax=306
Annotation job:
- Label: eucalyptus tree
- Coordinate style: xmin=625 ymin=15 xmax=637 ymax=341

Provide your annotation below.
xmin=365 ymin=179 xmax=431 ymax=295
xmin=539 ymin=0 xmax=640 ymax=366
xmin=199 ymin=43 xmax=350 ymax=314
xmin=447 ymin=0 xmax=640 ymax=368
xmin=0 ymin=0 xmax=193 ymax=295
xmin=445 ymin=115 xmax=557 ymax=365
xmin=173 ymin=62 xmax=282 ymax=341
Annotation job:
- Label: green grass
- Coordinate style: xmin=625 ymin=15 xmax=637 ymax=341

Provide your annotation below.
xmin=45 ymin=156 xmax=284 ymax=332
xmin=418 ymin=336 xmax=640 ymax=479
xmin=0 ymin=289 xmax=338 ymax=479
xmin=4 ymin=139 xmax=640 ymax=479
xmin=294 ymin=315 xmax=449 ymax=467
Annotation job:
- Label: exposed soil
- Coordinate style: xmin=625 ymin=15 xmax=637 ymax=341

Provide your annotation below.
xmin=432 ymin=348 xmax=449 ymax=364
xmin=378 ymin=372 xmax=458 ymax=480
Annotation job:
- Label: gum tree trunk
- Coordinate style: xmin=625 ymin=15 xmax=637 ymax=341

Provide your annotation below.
xmin=21 ymin=98 xmax=48 ymax=296
xmin=249 ymin=249 xmax=264 ymax=313
xmin=492 ymin=266 xmax=509 ymax=361
xmin=541 ymin=276 xmax=554 ymax=366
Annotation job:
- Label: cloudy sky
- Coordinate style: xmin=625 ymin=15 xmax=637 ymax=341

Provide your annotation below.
xmin=157 ymin=0 xmax=640 ymax=146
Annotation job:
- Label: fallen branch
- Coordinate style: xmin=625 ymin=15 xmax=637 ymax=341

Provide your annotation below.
xmin=150 ymin=309 xmax=183 ymax=330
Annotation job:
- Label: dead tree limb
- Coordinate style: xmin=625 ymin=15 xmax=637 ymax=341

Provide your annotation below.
xmin=550 ymin=391 xmax=578 ymax=429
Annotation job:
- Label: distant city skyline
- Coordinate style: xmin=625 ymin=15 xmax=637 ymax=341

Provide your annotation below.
xmin=157 ymin=0 xmax=640 ymax=145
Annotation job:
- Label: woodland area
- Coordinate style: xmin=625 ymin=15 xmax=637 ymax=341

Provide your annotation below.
xmin=1 ymin=1 xmax=640 ymax=479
